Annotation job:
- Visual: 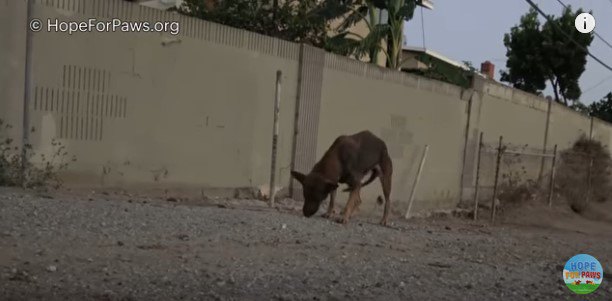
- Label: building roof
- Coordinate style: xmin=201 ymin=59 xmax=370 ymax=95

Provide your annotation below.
xmin=403 ymin=46 xmax=469 ymax=71
xmin=403 ymin=46 xmax=487 ymax=78
xmin=139 ymin=0 xmax=182 ymax=10
xmin=420 ymin=0 xmax=434 ymax=10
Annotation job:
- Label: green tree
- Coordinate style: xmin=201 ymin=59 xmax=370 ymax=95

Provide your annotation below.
xmin=378 ymin=0 xmax=417 ymax=70
xmin=588 ymin=92 xmax=612 ymax=123
xmin=541 ymin=6 xmax=594 ymax=104
xmin=569 ymin=100 xmax=590 ymax=115
xmin=500 ymin=9 xmax=547 ymax=94
xmin=176 ymin=0 xmax=353 ymax=48
xmin=501 ymin=7 xmax=594 ymax=106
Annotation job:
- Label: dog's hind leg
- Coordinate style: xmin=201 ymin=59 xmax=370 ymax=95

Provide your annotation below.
xmin=379 ymin=151 xmax=393 ymax=226
xmin=351 ymin=193 xmax=363 ymax=217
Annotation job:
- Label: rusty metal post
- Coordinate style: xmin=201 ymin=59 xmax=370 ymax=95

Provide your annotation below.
xmin=269 ymin=70 xmax=282 ymax=206
xmin=547 ymin=144 xmax=557 ymax=207
xmin=473 ymin=132 xmax=483 ymax=220
xmin=405 ymin=145 xmax=429 ymax=219
xmin=585 ymin=155 xmax=594 ymax=206
xmin=21 ymin=0 xmax=35 ymax=188
xmin=538 ymin=97 xmax=552 ymax=184
xmin=490 ymin=136 xmax=503 ymax=223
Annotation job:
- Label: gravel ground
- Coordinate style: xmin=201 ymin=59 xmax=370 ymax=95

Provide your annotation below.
xmin=0 ymin=187 xmax=611 ymax=301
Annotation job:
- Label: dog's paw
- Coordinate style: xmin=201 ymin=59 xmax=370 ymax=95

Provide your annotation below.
xmin=322 ymin=212 xmax=334 ymax=219
xmin=336 ymin=217 xmax=349 ymax=224
xmin=379 ymin=219 xmax=388 ymax=227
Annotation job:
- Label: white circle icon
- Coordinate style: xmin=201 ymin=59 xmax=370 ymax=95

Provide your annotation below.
xmin=575 ymin=13 xmax=595 ymax=33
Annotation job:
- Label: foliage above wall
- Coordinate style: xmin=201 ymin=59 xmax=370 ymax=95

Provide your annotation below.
xmin=500 ymin=7 xmax=594 ymax=106
xmin=175 ymin=0 xmax=354 ymax=49
xmin=588 ymin=93 xmax=612 ymax=124
xmin=569 ymin=93 xmax=612 ymax=123
xmin=176 ymin=0 xmax=425 ymax=71
xmin=326 ymin=0 xmax=421 ymax=70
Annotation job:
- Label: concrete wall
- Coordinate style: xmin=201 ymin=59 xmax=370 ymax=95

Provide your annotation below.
xmin=461 ymin=80 xmax=550 ymax=195
xmin=592 ymin=118 xmax=612 ymax=149
xmin=460 ymin=79 xmax=612 ymax=201
xmin=5 ymin=0 xmax=300 ymax=196
xmin=2 ymin=0 xmax=612 ymax=214
xmin=548 ymin=102 xmax=592 ymax=149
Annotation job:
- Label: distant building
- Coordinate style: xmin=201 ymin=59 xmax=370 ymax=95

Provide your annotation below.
xmin=401 ymin=46 xmax=491 ymax=88
xmin=131 ymin=0 xmax=183 ymax=10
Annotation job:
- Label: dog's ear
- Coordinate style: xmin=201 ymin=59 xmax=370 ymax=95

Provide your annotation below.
xmin=290 ymin=171 xmax=306 ymax=185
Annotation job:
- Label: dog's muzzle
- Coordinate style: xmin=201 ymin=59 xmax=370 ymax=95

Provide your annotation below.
xmin=302 ymin=204 xmax=318 ymax=217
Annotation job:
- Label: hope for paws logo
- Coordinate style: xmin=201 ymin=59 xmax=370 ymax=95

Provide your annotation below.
xmin=563 ymin=254 xmax=603 ymax=294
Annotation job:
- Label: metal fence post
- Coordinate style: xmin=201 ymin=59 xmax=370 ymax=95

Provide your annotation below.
xmin=473 ymin=132 xmax=483 ymax=220
xmin=269 ymin=70 xmax=282 ymax=206
xmin=547 ymin=144 xmax=557 ymax=207
xmin=585 ymin=155 xmax=593 ymax=206
xmin=538 ymin=97 xmax=552 ymax=184
xmin=490 ymin=136 xmax=503 ymax=223
xmin=21 ymin=0 xmax=35 ymax=188
xmin=405 ymin=145 xmax=429 ymax=219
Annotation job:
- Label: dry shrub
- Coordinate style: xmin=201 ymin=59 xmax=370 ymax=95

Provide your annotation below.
xmin=556 ymin=135 xmax=612 ymax=213
xmin=497 ymin=145 xmax=544 ymax=208
xmin=0 ymin=119 xmax=76 ymax=189
xmin=498 ymin=180 xmax=542 ymax=207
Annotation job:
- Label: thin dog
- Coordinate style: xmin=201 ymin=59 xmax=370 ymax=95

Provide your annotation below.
xmin=291 ymin=130 xmax=393 ymax=225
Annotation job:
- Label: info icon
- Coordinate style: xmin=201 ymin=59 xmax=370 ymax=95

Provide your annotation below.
xmin=575 ymin=13 xmax=595 ymax=34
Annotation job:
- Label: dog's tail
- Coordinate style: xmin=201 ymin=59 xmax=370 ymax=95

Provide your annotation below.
xmin=342 ymin=167 xmax=379 ymax=192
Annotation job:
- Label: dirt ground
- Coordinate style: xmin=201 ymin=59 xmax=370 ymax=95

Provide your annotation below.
xmin=1 ymin=187 xmax=611 ymax=301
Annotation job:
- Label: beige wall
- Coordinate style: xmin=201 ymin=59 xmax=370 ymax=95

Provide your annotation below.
xmin=3 ymin=0 xmax=612 ymax=214
xmin=12 ymin=0 xmax=300 ymax=196
xmin=592 ymin=119 xmax=612 ymax=149
xmin=461 ymin=79 xmax=612 ymax=202
xmin=548 ymin=102 xmax=592 ymax=149
xmin=461 ymin=81 xmax=550 ymax=199
xmin=475 ymin=81 xmax=549 ymax=147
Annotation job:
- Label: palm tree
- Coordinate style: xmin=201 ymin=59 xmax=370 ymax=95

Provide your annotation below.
xmin=326 ymin=0 xmax=430 ymax=70
xmin=325 ymin=0 xmax=389 ymax=65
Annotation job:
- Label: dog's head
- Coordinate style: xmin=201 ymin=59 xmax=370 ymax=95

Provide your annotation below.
xmin=291 ymin=171 xmax=338 ymax=217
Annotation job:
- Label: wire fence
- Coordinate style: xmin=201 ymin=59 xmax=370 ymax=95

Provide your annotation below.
xmin=472 ymin=134 xmax=556 ymax=222
xmin=473 ymin=133 xmax=612 ymax=223
xmin=555 ymin=144 xmax=612 ymax=212
xmin=472 ymin=132 xmax=612 ymax=223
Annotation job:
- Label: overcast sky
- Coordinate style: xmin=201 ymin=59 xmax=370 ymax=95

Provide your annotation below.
xmin=403 ymin=0 xmax=612 ymax=105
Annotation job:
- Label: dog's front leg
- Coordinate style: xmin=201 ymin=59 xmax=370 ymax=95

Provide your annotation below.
xmin=322 ymin=188 xmax=337 ymax=219
xmin=338 ymin=186 xmax=360 ymax=224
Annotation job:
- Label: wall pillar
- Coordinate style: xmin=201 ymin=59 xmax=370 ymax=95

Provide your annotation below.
xmin=0 ymin=1 xmax=28 ymax=146
xmin=289 ymin=44 xmax=325 ymax=200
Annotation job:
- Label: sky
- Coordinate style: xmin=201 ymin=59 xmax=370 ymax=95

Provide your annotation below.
xmin=403 ymin=0 xmax=612 ymax=105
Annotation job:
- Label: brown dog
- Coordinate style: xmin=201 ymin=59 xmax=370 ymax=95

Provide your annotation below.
xmin=291 ymin=131 xmax=393 ymax=225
